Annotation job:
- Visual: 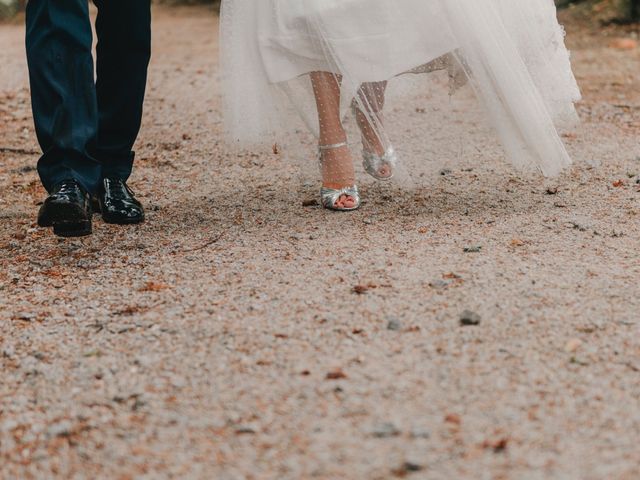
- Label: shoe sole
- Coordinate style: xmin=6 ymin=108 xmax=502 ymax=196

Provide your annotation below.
xmin=323 ymin=205 xmax=361 ymax=212
xmin=39 ymin=203 xmax=92 ymax=237
xmin=101 ymin=213 xmax=145 ymax=225
xmin=53 ymin=221 xmax=92 ymax=237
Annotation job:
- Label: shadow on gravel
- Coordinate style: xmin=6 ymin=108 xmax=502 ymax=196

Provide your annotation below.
xmin=156 ymin=170 xmax=545 ymax=236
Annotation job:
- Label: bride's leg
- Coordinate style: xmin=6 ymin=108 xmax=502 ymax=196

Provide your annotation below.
xmin=356 ymin=81 xmax=387 ymax=154
xmin=311 ymin=72 xmax=357 ymax=210
xmin=355 ymin=82 xmax=393 ymax=178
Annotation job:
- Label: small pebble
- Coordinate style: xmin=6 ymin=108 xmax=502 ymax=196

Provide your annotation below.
xmin=393 ymin=461 xmax=424 ymax=475
xmin=371 ymin=422 xmax=401 ymax=438
xmin=429 ymin=279 xmax=450 ymax=290
xmin=410 ymin=427 xmax=431 ymax=439
xmin=47 ymin=421 xmax=72 ymax=438
xmin=387 ymin=319 xmax=402 ymax=331
xmin=460 ymin=310 xmax=481 ymax=326
xmin=2 ymin=346 xmax=15 ymax=358
xmin=564 ymin=338 xmax=583 ymax=353
xmin=14 ymin=312 xmax=35 ymax=322
xmin=235 ymin=425 xmax=257 ymax=435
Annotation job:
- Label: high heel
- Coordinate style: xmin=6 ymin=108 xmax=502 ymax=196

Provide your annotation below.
xmin=318 ymin=142 xmax=361 ymax=211
xmin=320 ymin=185 xmax=361 ymax=211
xmin=352 ymin=102 xmax=397 ymax=181
xmin=362 ymin=146 xmax=397 ymax=181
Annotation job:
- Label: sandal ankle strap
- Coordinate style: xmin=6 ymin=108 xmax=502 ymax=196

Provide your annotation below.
xmin=318 ymin=141 xmax=348 ymax=151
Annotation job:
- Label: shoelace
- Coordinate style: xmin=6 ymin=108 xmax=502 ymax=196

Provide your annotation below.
xmin=105 ymin=179 xmax=136 ymax=200
xmin=57 ymin=181 xmax=78 ymax=195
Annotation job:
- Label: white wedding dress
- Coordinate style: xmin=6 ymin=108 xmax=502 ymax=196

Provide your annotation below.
xmin=220 ymin=0 xmax=581 ymax=177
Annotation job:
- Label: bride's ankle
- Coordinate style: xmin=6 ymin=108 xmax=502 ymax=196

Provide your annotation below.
xmin=354 ymin=110 xmax=386 ymax=156
xmin=318 ymin=142 xmax=356 ymax=188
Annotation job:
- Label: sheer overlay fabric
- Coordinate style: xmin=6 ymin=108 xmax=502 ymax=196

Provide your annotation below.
xmin=220 ymin=0 xmax=581 ymax=177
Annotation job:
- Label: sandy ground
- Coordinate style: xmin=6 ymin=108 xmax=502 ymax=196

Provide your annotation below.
xmin=1 ymin=6 xmax=640 ymax=480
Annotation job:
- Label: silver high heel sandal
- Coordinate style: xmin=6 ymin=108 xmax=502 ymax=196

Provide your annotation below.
xmin=362 ymin=145 xmax=397 ymax=182
xmin=352 ymin=103 xmax=397 ymax=181
xmin=318 ymin=142 xmax=361 ymax=212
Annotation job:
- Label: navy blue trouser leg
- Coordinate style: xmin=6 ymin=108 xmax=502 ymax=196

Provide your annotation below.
xmin=93 ymin=0 xmax=151 ymax=180
xmin=25 ymin=0 xmax=151 ymax=194
xmin=26 ymin=0 xmax=100 ymax=193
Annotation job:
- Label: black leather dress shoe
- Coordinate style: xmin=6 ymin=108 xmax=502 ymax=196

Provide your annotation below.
xmin=37 ymin=179 xmax=92 ymax=237
xmin=97 ymin=177 xmax=145 ymax=225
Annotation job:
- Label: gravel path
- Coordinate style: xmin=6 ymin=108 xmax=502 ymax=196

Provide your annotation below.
xmin=1 ymin=7 xmax=640 ymax=479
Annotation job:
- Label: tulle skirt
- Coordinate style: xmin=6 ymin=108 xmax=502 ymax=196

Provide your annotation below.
xmin=220 ymin=0 xmax=581 ymax=177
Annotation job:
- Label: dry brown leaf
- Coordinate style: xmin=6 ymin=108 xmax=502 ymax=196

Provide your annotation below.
xmin=482 ymin=437 xmax=509 ymax=453
xmin=443 ymin=272 xmax=461 ymax=280
xmin=353 ymin=285 xmax=368 ymax=294
xmin=139 ymin=281 xmax=169 ymax=292
xmin=444 ymin=413 xmax=461 ymax=425
xmin=609 ymin=38 xmax=638 ymax=50
xmin=326 ymin=368 xmax=347 ymax=380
